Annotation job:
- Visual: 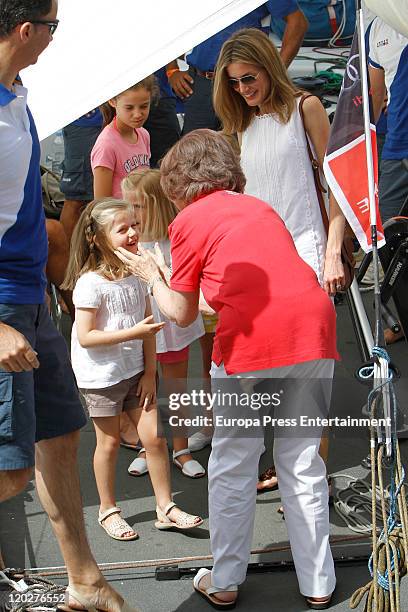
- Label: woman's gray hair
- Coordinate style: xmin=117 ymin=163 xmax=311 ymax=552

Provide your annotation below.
xmin=159 ymin=129 xmax=246 ymax=205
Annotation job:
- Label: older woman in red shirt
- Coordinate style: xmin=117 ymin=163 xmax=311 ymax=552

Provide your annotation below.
xmin=115 ymin=129 xmax=337 ymax=610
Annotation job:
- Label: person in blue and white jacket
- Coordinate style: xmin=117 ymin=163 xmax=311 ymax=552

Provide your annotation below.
xmin=367 ymin=16 xmax=408 ymax=343
xmin=368 ymin=17 xmax=408 ymax=222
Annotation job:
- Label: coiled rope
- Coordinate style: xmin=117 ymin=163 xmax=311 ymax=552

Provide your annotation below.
xmin=350 ymin=347 xmax=408 ymax=611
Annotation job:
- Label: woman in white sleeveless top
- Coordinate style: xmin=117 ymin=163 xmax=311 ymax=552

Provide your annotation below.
xmin=213 ymin=27 xmax=345 ymax=291
xmin=213 ymin=29 xmax=345 ymax=609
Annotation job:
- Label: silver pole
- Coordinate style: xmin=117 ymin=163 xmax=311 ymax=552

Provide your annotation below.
xmin=349 ymin=278 xmax=374 ymax=354
xmin=356 ymin=8 xmax=391 ymax=456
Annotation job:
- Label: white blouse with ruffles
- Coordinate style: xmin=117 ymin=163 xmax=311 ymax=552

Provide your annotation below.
xmin=240 ymin=100 xmax=327 ymax=286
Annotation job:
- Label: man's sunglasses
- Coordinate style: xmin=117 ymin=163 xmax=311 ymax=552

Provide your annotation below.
xmin=228 ymin=72 xmax=261 ymax=90
xmin=30 ymin=19 xmax=59 ymax=35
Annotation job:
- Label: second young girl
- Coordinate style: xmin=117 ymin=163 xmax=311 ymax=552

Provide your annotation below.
xmin=91 ymin=76 xmax=158 ymax=199
xmin=62 ymin=198 xmax=203 ymax=541
xmin=91 ymin=77 xmax=158 ymax=450
xmin=121 ymin=169 xmax=207 ymax=479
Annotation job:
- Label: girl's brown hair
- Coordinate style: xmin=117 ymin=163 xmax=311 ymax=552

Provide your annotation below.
xmin=100 ymin=75 xmax=159 ymax=128
xmin=62 ymin=198 xmax=135 ymax=290
xmin=213 ymin=28 xmax=301 ymax=134
xmin=121 ymin=169 xmax=178 ymax=241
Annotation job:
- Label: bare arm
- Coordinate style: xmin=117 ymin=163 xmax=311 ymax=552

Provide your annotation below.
xmin=114 ymin=246 xmax=200 ymax=327
xmin=93 ymin=166 xmax=114 ymax=198
xmin=153 ymin=278 xmax=200 ymax=327
xmin=141 ymin=298 xmax=157 ymax=375
xmin=75 ymin=307 xmax=165 ymax=348
xmin=302 ymin=96 xmax=346 ymax=295
xmin=369 ymin=65 xmax=386 ymax=123
xmin=279 ymin=9 xmax=309 ymax=67
xmin=166 ymin=59 xmax=194 ymax=99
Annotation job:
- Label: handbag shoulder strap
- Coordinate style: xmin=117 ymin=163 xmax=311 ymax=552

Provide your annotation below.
xmin=298 ymin=94 xmax=329 ymax=235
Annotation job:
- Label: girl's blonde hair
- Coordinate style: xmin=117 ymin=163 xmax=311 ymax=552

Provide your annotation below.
xmin=213 ymin=28 xmax=301 ymax=134
xmin=100 ymin=75 xmax=159 ymax=128
xmin=62 ymin=198 xmax=135 ymax=290
xmin=121 ymin=169 xmax=178 ymax=241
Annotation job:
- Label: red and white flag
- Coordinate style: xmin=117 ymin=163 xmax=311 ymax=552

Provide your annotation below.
xmin=323 ymin=31 xmax=385 ymax=253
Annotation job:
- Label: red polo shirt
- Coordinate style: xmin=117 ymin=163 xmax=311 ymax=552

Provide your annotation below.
xmin=169 ymin=190 xmax=338 ymax=375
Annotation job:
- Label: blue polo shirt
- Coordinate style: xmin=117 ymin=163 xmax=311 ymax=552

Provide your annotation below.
xmin=186 ymin=0 xmax=299 ymax=72
xmin=0 ymin=83 xmax=47 ymax=304
xmin=73 ymin=108 xmax=103 ymax=128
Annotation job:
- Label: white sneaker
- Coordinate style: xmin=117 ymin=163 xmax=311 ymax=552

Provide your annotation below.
xmin=188 ymin=431 xmax=212 ymax=452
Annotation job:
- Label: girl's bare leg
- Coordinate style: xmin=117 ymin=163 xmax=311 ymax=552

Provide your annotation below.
xmin=127 ymin=404 xmax=200 ymax=524
xmin=93 ymin=416 xmax=134 ymax=537
xmin=160 ymin=360 xmax=195 ymax=466
xmin=119 ymin=411 xmax=140 ymax=447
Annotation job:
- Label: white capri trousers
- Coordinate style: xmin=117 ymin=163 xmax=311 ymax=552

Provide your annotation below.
xmin=208 ymin=358 xmax=336 ymax=598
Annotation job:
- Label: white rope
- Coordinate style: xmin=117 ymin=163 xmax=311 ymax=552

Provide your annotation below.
xmin=332 ymin=474 xmax=408 ymax=534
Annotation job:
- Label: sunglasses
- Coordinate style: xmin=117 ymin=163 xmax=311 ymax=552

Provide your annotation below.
xmin=30 ymin=19 xmax=59 ymax=35
xmin=228 ymin=72 xmax=261 ymax=90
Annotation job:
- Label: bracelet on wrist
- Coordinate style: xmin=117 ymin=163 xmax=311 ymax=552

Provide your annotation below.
xmin=166 ymin=68 xmax=180 ymax=79
xmin=147 ymin=274 xmax=163 ymax=296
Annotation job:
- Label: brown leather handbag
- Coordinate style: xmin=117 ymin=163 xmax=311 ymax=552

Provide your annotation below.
xmin=299 ymin=94 xmax=355 ymax=291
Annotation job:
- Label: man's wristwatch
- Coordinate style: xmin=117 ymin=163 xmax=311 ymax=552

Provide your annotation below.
xmin=147 ymin=274 xmax=163 ymax=296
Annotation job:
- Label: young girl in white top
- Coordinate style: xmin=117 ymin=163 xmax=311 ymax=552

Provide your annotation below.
xmin=62 ymin=198 xmax=203 ymax=541
xmin=121 ymin=169 xmax=206 ymax=479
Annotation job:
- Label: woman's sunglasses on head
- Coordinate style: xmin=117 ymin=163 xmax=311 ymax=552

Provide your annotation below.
xmin=228 ymin=72 xmax=261 ymax=90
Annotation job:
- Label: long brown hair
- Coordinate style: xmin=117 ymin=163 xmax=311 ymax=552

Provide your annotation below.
xmin=121 ymin=169 xmax=178 ymax=241
xmin=62 ymin=198 xmax=135 ymax=290
xmin=100 ymin=75 xmax=159 ymax=128
xmin=213 ymin=28 xmax=301 ymax=134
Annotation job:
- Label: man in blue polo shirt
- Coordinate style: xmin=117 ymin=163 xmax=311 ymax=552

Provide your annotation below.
xmin=166 ymin=1 xmax=308 ymax=134
xmin=0 ymin=2 xmax=137 ymax=609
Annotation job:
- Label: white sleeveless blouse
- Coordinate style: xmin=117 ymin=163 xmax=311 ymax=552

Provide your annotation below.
xmin=240 ymin=101 xmax=327 ymax=285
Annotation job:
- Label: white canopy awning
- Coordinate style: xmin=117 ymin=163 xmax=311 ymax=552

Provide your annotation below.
xmin=365 ymin=0 xmax=408 ymax=38
xmin=21 ymin=0 xmax=266 ymax=141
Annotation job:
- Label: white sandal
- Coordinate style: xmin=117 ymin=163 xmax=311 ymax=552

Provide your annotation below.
xmin=127 ymin=448 xmax=148 ymax=476
xmin=188 ymin=431 xmax=212 ymax=452
xmin=98 ymin=506 xmax=138 ymax=541
xmin=173 ymin=448 xmax=206 ymax=478
xmin=193 ymin=568 xmax=238 ymax=609
xmin=155 ymin=501 xmax=203 ymax=530
xmin=59 ymin=586 xmax=141 ymax=612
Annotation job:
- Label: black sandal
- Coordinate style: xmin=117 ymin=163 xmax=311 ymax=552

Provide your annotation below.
xmin=305 ymin=591 xmax=334 ymax=609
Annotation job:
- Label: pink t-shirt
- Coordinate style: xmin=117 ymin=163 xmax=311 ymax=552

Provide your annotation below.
xmin=169 ymin=190 xmax=339 ymax=375
xmin=91 ymin=122 xmax=150 ymax=197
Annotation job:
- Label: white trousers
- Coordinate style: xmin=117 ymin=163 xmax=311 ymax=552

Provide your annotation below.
xmin=208 ymin=359 xmax=336 ymax=598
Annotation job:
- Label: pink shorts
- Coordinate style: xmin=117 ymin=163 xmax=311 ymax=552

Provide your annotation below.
xmin=156 ymin=346 xmax=189 ymax=364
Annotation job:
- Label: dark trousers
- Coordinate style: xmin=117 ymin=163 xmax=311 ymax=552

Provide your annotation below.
xmin=379 ymin=158 xmax=408 ymax=222
xmin=144 ymin=97 xmax=181 ymax=168
xmin=182 ymin=70 xmax=221 ymax=135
